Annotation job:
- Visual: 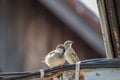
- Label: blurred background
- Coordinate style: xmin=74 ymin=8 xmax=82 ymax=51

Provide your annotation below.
xmin=0 ymin=0 xmax=106 ymax=72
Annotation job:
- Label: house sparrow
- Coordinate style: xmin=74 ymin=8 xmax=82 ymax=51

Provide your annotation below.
xmin=64 ymin=40 xmax=79 ymax=64
xmin=43 ymin=44 xmax=66 ymax=68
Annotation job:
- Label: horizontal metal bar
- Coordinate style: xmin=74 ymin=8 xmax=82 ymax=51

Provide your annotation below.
xmin=0 ymin=72 xmax=30 ymax=77
xmin=2 ymin=58 xmax=120 ymax=80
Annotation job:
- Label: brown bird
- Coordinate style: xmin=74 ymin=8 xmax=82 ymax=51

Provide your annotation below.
xmin=43 ymin=44 xmax=66 ymax=68
xmin=64 ymin=40 xmax=79 ymax=64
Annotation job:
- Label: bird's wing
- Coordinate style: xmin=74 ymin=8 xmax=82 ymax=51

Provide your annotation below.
xmin=70 ymin=48 xmax=79 ymax=63
xmin=42 ymin=50 xmax=55 ymax=63
xmin=45 ymin=50 xmax=55 ymax=58
xmin=48 ymin=50 xmax=55 ymax=55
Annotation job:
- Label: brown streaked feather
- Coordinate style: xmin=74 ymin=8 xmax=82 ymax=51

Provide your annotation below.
xmin=71 ymin=48 xmax=79 ymax=61
xmin=48 ymin=50 xmax=55 ymax=55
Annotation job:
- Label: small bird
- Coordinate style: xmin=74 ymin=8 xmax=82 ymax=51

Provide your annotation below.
xmin=64 ymin=40 xmax=79 ymax=64
xmin=43 ymin=44 xmax=66 ymax=68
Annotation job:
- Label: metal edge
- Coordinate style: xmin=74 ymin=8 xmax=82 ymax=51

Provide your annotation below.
xmin=97 ymin=0 xmax=114 ymax=58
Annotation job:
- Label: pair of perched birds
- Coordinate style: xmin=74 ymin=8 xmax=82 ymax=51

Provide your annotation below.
xmin=43 ymin=40 xmax=79 ymax=68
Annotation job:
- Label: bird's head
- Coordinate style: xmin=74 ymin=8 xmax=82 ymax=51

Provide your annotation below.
xmin=55 ymin=44 xmax=66 ymax=53
xmin=64 ymin=40 xmax=73 ymax=48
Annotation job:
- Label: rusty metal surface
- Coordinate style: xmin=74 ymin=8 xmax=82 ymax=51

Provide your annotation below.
xmin=2 ymin=69 xmax=120 ymax=80
xmin=97 ymin=0 xmax=120 ymax=58
xmin=2 ymin=58 xmax=120 ymax=80
xmin=80 ymin=68 xmax=120 ymax=80
xmin=41 ymin=68 xmax=120 ymax=80
xmin=58 ymin=68 xmax=120 ymax=80
xmin=97 ymin=0 xmax=114 ymax=58
xmin=104 ymin=0 xmax=120 ymax=58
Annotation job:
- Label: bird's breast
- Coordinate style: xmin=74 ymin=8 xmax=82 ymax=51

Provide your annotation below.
xmin=45 ymin=53 xmax=65 ymax=68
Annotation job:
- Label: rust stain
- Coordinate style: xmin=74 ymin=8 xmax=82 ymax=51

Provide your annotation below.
xmin=80 ymin=73 xmax=85 ymax=80
xmin=68 ymin=77 xmax=72 ymax=80
xmin=112 ymin=27 xmax=120 ymax=56
xmin=83 ymin=69 xmax=96 ymax=72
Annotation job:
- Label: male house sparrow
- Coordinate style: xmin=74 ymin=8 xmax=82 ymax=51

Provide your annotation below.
xmin=64 ymin=40 xmax=79 ymax=64
xmin=43 ymin=44 xmax=66 ymax=68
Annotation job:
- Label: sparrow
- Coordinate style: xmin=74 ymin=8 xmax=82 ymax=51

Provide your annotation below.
xmin=64 ymin=40 xmax=79 ymax=64
xmin=43 ymin=44 xmax=66 ymax=68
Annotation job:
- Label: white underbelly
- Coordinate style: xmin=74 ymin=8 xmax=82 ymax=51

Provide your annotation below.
xmin=45 ymin=55 xmax=65 ymax=68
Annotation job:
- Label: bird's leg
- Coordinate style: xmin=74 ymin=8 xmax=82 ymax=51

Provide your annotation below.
xmin=55 ymin=71 xmax=64 ymax=78
xmin=49 ymin=65 xmax=65 ymax=80
xmin=49 ymin=74 xmax=56 ymax=80
xmin=54 ymin=65 xmax=65 ymax=78
xmin=49 ymin=72 xmax=62 ymax=80
xmin=49 ymin=71 xmax=64 ymax=80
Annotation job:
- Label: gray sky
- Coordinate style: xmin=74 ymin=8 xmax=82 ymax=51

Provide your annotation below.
xmin=79 ymin=0 xmax=99 ymax=17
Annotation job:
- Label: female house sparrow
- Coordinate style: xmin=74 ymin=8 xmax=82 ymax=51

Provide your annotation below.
xmin=64 ymin=40 xmax=79 ymax=64
xmin=44 ymin=44 xmax=66 ymax=68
